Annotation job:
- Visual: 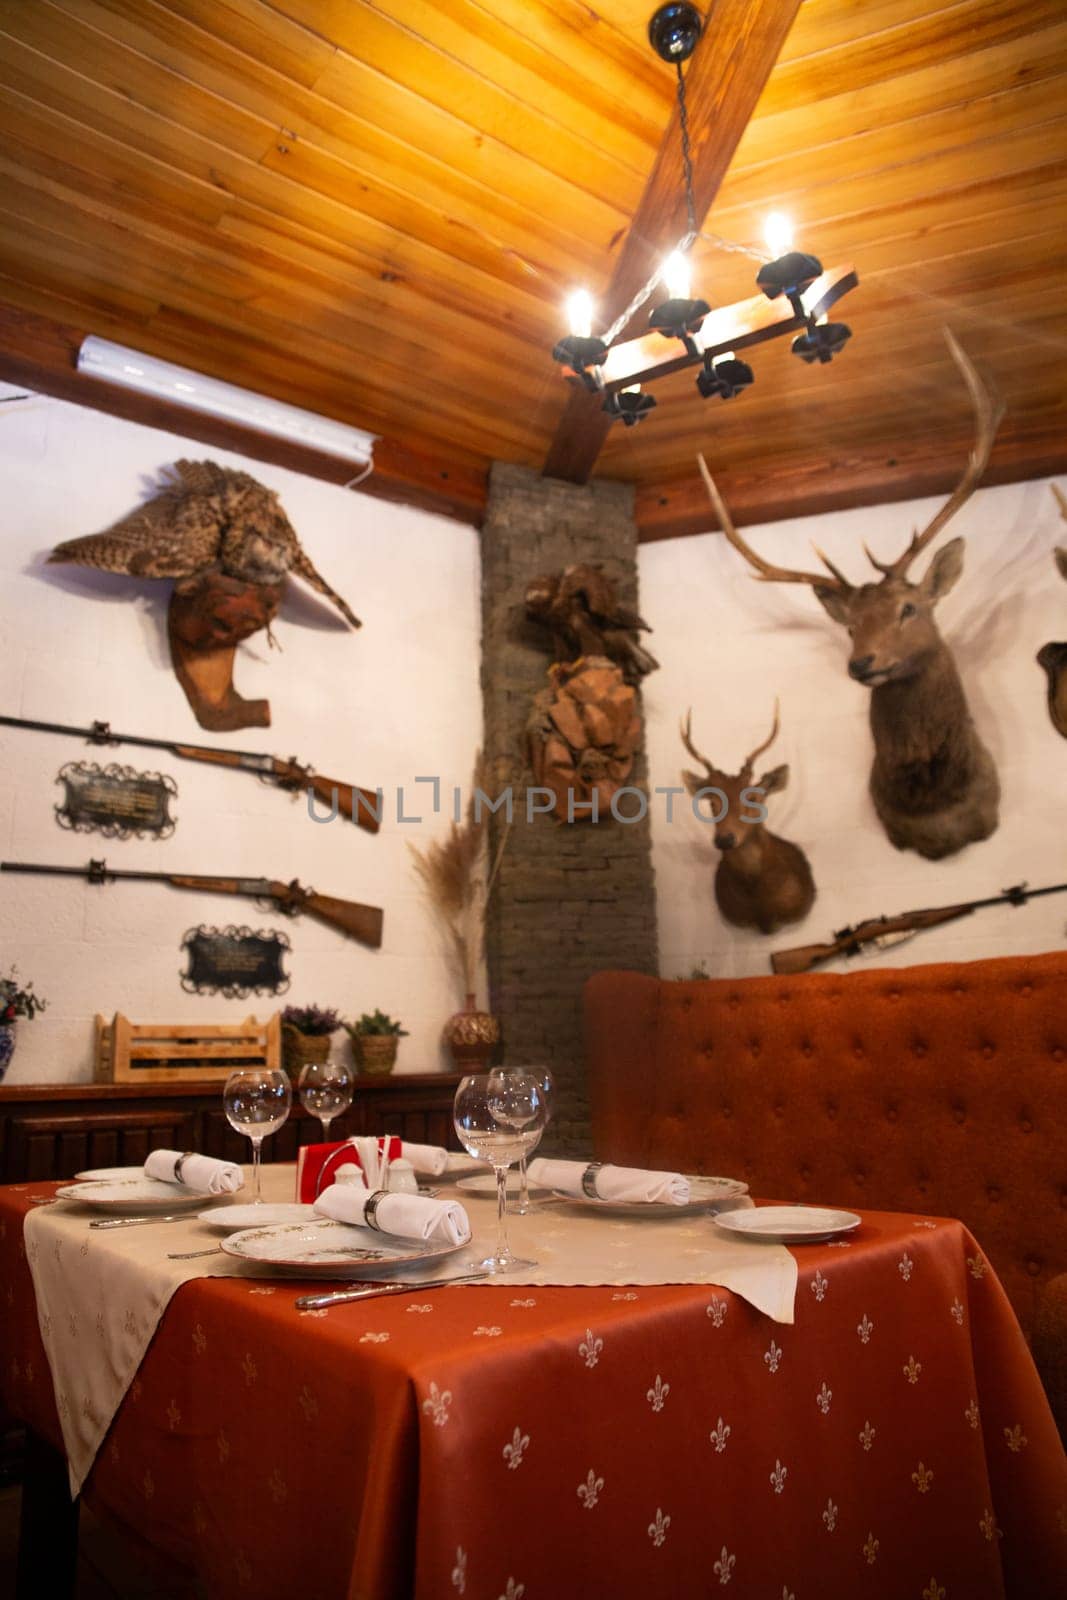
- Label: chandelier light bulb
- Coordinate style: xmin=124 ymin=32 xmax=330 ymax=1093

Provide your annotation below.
xmin=763 ymin=212 xmax=794 ymax=259
xmin=565 ymin=289 xmax=594 ymax=339
xmin=661 ymin=249 xmax=692 ymax=300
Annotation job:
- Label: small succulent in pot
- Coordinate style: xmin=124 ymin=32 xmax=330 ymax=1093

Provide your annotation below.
xmin=344 ymin=1011 xmax=408 ymax=1077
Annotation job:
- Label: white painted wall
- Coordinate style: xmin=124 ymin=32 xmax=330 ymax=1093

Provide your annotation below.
xmin=0 ymin=385 xmax=482 ymax=1082
xmin=639 ymin=475 xmax=1067 ymax=979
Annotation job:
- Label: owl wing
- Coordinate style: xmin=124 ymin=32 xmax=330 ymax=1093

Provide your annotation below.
xmin=47 ymin=491 xmax=220 ymax=578
xmin=287 ymin=542 xmax=361 ymax=629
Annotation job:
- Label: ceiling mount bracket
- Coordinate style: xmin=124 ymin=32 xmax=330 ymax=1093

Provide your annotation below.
xmin=647 ymin=3 xmax=703 ymax=65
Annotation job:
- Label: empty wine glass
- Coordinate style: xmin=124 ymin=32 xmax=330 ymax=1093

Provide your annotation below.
xmin=299 ymin=1058 xmax=354 ymax=1141
xmin=223 ymin=1067 xmax=291 ymax=1203
xmin=453 ymin=1073 xmax=545 ymax=1272
xmin=488 ymin=1067 xmax=555 ymax=1214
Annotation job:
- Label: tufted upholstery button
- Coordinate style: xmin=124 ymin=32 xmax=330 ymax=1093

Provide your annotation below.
xmin=703 ymin=1044 xmax=714 ymax=1057
xmin=826 ymin=1102 xmax=837 ymax=1121
xmin=750 ymin=1042 xmax=761 ymax=1059
xmin=853 ymin=1042 xmax=864 ymax=1059
xmin=1020 ymin=983 xmax=1033 ymax=997
xmin=682 ymin=997 xmax=692 ymax=1012
xmin=981 ymin=1044 xmax=995 ymax=1060
xmin=799 ymin=1165 xmax=811 ymax=1182
xmin=912 ymin=1041 xmax=927 ymax=1058
xmin=1019 ymin=1116 xmax=1032 ymax=1134
xmin=854 ymin=1170 xmax=865 ymax=1186
xmin=1053 ymin=1048 xmax=1065 ymax=1062
xmin=887 ymin=988 xmax=900 ymax=1002
xmin=886 ymin=1106 xmax=898 ymax=1124
xmin=1027 ymin=1260 xmax=1042 ymax=1277
xmin=952 ymin=984 xmax=965 ymax=997
xmin=774 ymin=1104 xmax=785 ymax=1119
xmin=987 ymin=1186 xmax=1000 ymax=1203
xmin=953 ymin=1107 xmax=966 ymax=1125
xmin=721 ymin=1104 xmax=732 ymax=1119
xmin=917 ymin=1182 xmax=928 ymax=1195
xmin=801 ymin=1042 xmax=814 ymax=1058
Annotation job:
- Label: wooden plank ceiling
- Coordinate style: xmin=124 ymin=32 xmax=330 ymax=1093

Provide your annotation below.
xmin=0 ymin=0 xmax=1064 ymax=536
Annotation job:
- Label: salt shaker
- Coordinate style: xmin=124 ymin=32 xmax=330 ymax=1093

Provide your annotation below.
xmin=386 ymin=1158 xmax=417 ymax=1194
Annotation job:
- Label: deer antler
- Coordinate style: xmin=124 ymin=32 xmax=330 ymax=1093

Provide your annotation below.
xmin=680 ymin=709 xmax=721 ymax=781
xmin=697 ymin=454 xmax=850 ymax=593
xmin=741 ymin=700 xmax=780 ymax=777
xmin=872 ymin=329 xmax=1005 ymax=580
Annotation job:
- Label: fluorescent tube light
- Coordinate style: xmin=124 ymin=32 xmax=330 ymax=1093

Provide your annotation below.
xmin=76 ymin=337 xmax=376 ymax=465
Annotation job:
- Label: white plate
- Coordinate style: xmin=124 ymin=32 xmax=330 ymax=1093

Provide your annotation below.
xmin=713 ymin=1205 xmax=862 ymax=1243
xmin=455 ymin=1172 xmax=551 ymax=1198
xmin=219 ymin=1219 xmax=463 ymax=1278
xmin=554 ymin=1175 xmax=749 ymax=1218
xmin=199 ymin=1203 xmax=314 ymax=1232
xmin=73 ymin=1166 xmax=147 ymax=1182
xmin=55 ymin=1177 xmax=207 ymax=1213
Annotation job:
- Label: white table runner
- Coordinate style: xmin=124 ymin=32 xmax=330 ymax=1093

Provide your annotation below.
xmin=23 ymin=1165 xmax=795 ymax=1495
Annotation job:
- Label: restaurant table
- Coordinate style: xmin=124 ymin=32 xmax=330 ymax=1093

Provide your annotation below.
xmin=1 ymin=1175 xmax=1065 ymax=1600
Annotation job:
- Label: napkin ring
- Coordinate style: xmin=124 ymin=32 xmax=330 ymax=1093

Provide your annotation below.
xmin=581 ymin=1162 xmax=603 ymax=1200
xmin=173 ymin=1152 xmax=195 ymax=1183
xmin=364 ymin=1190 xmax=389 ymax=1231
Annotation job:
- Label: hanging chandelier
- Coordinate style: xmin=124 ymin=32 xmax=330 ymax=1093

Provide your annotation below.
xmin=551 ymin=3 xmax=858 ymax=426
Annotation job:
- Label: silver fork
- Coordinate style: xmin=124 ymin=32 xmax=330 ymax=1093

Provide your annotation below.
xmin=90 ymin=1214 xmax=195 ymax=1229
xmin=295 ymin=1269 xmax=494 ymax=1309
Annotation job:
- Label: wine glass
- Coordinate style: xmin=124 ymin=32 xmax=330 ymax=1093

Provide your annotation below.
xmin=223 ymin=1067 xmax=291 ymax=1203
xmin=453 ymin=1074 xmax=545 ymax=1272
xmin=488 ymin=1067 xmax=555 ymax=1214
xmin=299 ymin=1058 xmax=354 ymax=1142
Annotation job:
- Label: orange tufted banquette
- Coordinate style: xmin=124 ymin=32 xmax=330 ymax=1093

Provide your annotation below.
xmin=584 ymin=949 xmax=1067 ymax=1344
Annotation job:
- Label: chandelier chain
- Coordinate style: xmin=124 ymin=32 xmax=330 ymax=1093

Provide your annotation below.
xmin=676 ymin=62 xmax=697 ymax=239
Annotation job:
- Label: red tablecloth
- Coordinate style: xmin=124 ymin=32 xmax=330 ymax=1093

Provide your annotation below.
xmin=1 ymin=1183 xmax=1064 ymax=1599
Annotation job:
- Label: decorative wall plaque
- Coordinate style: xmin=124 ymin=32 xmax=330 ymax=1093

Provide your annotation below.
xmin=180 ymin=925 xmax=291 ymax=998
xmin=55 ymin=761 xmax=177 ymax=839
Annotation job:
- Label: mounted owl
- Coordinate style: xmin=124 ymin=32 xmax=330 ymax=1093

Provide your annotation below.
xmin=47 ymin=460 xmax=359 ymax=730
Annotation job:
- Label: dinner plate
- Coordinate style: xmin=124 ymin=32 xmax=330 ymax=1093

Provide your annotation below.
xmin=55 ymin=1177 xmax=209 ymax=1213
xmin=73 ymin=1166 xmax=149 ymax=1182
xmin=553 ymin=1175 xmax=749 ymax=1218
xmin=455 ymin=1172 xmax=552 ymax=1198
xmin=713 ymin=1205 xmax=862 ymax=1243
xmin=199 ymin=1203 xmax=315 ymax=1231
xmin=219 ymin=1219 xmax=464 ymax=1278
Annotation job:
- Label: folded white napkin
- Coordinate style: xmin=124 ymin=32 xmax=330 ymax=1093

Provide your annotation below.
xmin=528 ymin=1158 xmax=689 ymax=1206
xmin=144 ymin=1149 xmax=244 ymax=1196
xmin=399 ymin=1141 xmax=449 ymax=1177
xmin=314 ymin=1178 xmax=471 ymax=1246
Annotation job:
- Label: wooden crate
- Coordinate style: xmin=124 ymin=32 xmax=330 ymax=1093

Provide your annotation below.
xmin=94 ymin=1012 xmax=281 ymax=1085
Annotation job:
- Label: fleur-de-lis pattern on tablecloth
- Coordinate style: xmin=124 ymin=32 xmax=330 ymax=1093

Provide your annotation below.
xmin=923 ymin=1581 xmax=946 ymax=1600
xmin=647 ymin=1508 xmax=670 ymax=1547
xmin=898 ymin=1252 xmax=914 ymax=1281
xmin=646 ymin=1374 xmax=669 ymax=1412
xmin=713 ymin=1546 xmax=735 ymax=1585
xmin=8 ymin=1187 xmax=1065 ymax=1600
xmin=577 ymin=1469 xmax=603 ymax=1509
xmin=579 ymin=1329 xmax=603 ymax=1368
xmin=968 ymin=1253 xmax=988 ymax=1279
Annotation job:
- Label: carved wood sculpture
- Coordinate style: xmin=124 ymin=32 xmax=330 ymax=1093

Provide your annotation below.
xmin=526 ymin=657 xmax=641 ymax=823
xmin=680 ymin=703 xmax=815 ymax=934
xmin=1037 ymin=485 xmax=1067 ymax=740
xmin=698 ymin=331 xmax=1004 ymax=861
xmin=525 ymin=564 xmax=659 ymax=686
xmin=47 ymin=460 xmax=360 ymax=731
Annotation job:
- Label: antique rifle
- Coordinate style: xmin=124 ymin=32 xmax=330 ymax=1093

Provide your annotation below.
xmin=770 ymin=882 xmax=1067 ymax=976
xmin=0 ymin=859 xmax=383 ymax=948
xmin=0 ymin=714 xmax=381 ymax=833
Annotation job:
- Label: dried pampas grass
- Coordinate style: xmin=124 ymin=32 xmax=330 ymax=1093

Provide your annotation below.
xmin=409 ymin=751 xmax=510 ymax=999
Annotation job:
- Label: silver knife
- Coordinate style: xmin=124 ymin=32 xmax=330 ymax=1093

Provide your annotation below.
xmin=89 ymin=1213 xmax=194 ymax=1229
xmin=295 ymin=1270 xmax=494 ymax=1310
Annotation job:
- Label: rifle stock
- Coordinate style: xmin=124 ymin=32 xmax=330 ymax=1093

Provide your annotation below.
xmin=303 ymin=772 xmax=382 ymax=835
xmin=296 ymin=889 xmax=384 ymax=948
xmin=771 ymin=903 xmax=976 ymax=976
xmin=172 ymin=745 xmax=381 ymax=834
xmin=771 ymin=942 xmax=839 ymax=976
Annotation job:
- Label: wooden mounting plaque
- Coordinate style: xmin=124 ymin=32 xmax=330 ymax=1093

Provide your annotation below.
xmin=94 ymin=1011 xmax=281 ymax=1085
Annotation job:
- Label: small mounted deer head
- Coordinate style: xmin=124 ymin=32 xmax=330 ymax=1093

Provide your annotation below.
xmin=680 ymin=704 xmax=815 ymax=934
xmin=1037 ymin=484 xmax=1067 ymax=740
xmin=698 ymin=330 xmax=1003 ymax=860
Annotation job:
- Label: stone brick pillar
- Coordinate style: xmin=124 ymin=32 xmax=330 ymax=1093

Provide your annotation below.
xmin=480 ymin=463 xmax=659 ymax=1154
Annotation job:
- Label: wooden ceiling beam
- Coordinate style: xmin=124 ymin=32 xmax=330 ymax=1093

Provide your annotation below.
xmin=635 ymin=415 xmax=1067 ymax=542
xmin=0 ymin=301 xmax=487 ymax=527
xmin=541 ymin=0 xmax=804 ymax=485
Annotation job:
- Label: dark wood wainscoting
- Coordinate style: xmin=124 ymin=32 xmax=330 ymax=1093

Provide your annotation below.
xmin=0 ymin=1075 xmax=463 ymax=1184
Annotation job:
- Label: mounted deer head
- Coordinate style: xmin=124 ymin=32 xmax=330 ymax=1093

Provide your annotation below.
xmin=680 ymin=704 xmax=815 ymax=934
xmin=1037 ymin=484 xmax=1067 ymax=740
xmin=698 ymin=330 xmax=1003 ymax=861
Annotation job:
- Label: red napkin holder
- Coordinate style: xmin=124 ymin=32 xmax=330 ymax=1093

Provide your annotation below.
xmin=296 ymin=1136 xmax=402 ymax=1201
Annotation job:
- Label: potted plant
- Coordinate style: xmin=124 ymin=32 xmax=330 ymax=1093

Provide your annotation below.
xmin=344 ymin=1010 xmax=408 ymax=1077
xmin=280 ymin=1004 xmax=340 ymax=1081
xmin=0 ymin=967 xmax=48 ymax=1082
